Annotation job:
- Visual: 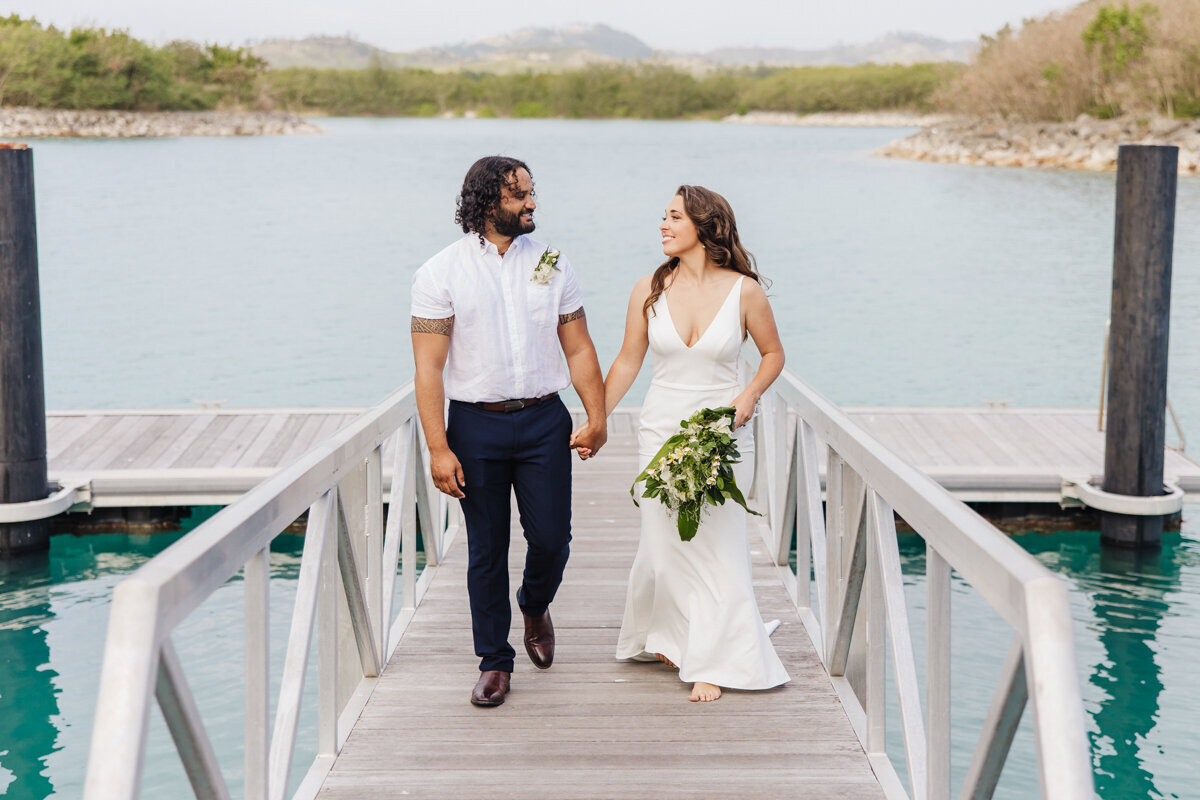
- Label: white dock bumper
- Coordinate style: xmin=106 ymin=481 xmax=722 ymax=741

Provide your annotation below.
xmin=0 ymin=480 xmax=91 ymax=523
xmin=1060 ymin=475 xmax=1184 ymax=516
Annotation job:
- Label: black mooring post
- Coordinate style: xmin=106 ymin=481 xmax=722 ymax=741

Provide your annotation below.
xmin=0 ymin=143 xmax=50 ymax=557
xmin=1102 ymin=144 xmax=1178 ymax=548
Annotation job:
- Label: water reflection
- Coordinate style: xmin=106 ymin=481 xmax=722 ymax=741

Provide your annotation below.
xmin=0 ymin=553 xmax=59 ymax=800
xmin=0 ymin=513 xmax=215 ymax=798
xmin=1088 ymin=547 xmax=1173 ymax=799
xmin=1015 ymin=531 xmax=1198 ymax=800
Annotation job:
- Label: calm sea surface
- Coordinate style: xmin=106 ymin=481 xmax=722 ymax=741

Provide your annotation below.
xmin=0 ymin=118 xmax=1198 ymax=797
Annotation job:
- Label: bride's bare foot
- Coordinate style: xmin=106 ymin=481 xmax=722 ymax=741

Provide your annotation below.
xmin=654 ymin=653 xmax=677 ymax=669
xmin=690 ymin=682 xmax=722 ymax=702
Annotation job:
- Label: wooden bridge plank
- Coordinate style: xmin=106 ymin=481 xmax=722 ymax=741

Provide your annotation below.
xmin=143 ymin=414 xmax=220 ymax=470
xmin=45 ymin=414 xmax=106 ymax=462
xmin=71 ymin=414 xmax=147 ymax=471
xmin=168 ymin=414 xmax=235 ymax=468
xmin=232 ymin=411 xmax=294 ymax=468
xmin=101 ymin=414 xmax=179 ymax=470
xmin=315 ymin=432 xmax=886 ymax=800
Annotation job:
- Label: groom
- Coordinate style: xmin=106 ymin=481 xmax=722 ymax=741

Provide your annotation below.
xmin=410 ymin=155 xmax=607 ymax=707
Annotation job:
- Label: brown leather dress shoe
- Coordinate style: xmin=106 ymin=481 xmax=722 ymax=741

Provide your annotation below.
xmin=470 ymin=670 xmax=510 ymax=707
xmin=523 ymin=608 xmax=555 ymax=669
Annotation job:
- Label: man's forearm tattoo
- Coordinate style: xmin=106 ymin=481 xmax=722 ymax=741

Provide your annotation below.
xmin=559 ymin=307 xmax=586 ymax=326
xmin=411 ymin=315 xmax=454 ymax=336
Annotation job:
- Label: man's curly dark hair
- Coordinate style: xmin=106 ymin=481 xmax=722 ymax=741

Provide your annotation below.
xmin=455 ymin=155 xmax=533 ymax=242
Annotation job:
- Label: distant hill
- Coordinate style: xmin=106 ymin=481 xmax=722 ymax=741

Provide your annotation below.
xmin=393 ymin=23 xmax=653 ymax=70
xmin=251 ymin=25 xmax=974 ymax=72
xmin=701 ymin=33 xmax=975 ymax=67
xmin=251 ymin=36 xmax=384 ymax=70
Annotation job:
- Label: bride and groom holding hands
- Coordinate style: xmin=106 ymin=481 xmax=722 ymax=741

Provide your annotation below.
xmin=410 ymin=155 xmax=789 ymax=708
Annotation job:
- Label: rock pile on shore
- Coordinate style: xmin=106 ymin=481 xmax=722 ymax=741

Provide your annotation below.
xmin=0 ymin=108 xmax=323 ymax=138
xmin=723 ymin=110 xmax=954 ymax=128
xmin=877 ymin=115 xmax=1200 ymax=173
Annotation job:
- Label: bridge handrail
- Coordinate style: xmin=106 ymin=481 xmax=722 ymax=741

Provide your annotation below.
xmin=749 ymin=368 xmax=1094 ymax=800
xmin=83 ymin=382 xmax=456 ymax=800
xmin=81 ymin=368 xmax=1095 ymax=800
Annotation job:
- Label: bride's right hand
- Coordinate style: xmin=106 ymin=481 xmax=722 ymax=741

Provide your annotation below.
xmin=732 ymin=391 xmax=759 ymax=430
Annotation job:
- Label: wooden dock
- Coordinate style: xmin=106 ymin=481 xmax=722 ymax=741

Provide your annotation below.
xmin=45 ymin=406 xmax=1200 ymax=509
xmin=80 ymin=376 xmax=1101 ymax=800
xmin=315 ymin=429 xmax=887 ymax=799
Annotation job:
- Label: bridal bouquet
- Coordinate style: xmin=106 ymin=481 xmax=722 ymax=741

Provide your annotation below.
xmin=631 ymin=407 xmax=759 ymax=542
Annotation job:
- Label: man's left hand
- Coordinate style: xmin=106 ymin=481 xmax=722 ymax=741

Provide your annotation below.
xmin=569 ymin=421 xmax=607 ymax=460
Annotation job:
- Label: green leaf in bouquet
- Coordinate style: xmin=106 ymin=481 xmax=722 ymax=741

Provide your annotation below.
xmin=677 ymin=508 xmax=701 ymax=542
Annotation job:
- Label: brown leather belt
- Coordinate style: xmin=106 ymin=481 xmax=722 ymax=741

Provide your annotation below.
xmin=472 ymin=392 xmax=558 ymax=413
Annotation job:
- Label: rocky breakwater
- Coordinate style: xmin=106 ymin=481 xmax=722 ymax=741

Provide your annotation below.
xmin=877 ymin=115 xmax=1200 ymax=173
xmin=0 ymin=108 xmax=323 ymax=138
xmin=724 ymin=110 xmax=955 ymax=128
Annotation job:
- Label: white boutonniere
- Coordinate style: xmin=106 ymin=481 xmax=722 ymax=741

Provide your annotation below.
xmin=531 ymin=248 xmax=561 ymax=285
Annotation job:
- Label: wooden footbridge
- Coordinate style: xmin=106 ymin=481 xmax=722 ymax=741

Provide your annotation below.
xmin=80 ymin=370 xmax=1100 ymax=800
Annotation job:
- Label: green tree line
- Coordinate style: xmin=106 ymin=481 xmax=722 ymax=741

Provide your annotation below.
xmin=0 ymin=15 xmax=265 ymax=110
xmin=0 ymin=15 xmax=955 ymax=118
xmin=263 ymin=60 xmax=957 ymax=118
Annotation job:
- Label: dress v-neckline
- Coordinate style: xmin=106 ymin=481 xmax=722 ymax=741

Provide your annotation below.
xmin=662 ymin=277 xmax=743 ymax=350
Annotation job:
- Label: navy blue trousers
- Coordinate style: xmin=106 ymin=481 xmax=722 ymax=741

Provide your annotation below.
xmin=446 ymin=397 xmax=573 ymax=673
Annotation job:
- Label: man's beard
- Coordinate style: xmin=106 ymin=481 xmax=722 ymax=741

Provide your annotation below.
xmin=492 ymin=206 xmax=535 ymax=237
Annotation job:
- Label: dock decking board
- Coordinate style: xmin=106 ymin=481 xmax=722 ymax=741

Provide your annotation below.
xmin=41 ymin=407 xmax=1200 ymax=508
xmin=315 ymin=440 xmax=886 ymax=799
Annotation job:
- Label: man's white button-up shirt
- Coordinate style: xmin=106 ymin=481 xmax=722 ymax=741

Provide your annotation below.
xmin=411 ymin=234 xmax=583 ymax=403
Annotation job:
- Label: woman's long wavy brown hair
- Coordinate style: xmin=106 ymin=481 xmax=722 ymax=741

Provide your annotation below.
xmin=643 ymin=185 xmax=768 ymax=318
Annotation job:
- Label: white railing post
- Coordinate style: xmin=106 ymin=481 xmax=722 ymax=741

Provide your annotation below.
xmin=83 ymin=580 xmax=162 ymax=800
xmin=380 ymin=423 xmax=412 ymax=650
xmin=750 ymin=397 xmax=770 ymax=506
xmin=365 ymin=446 xmax=384 ymax=660
xmin=269 ymin=491 xmax=334 ymax=800
xmin=401 ymin=433 xmax=419 ymax=612
xmin=870 ymin=491 xmax=928 ymax=800
xmin=318 ymin=490 xmax=340 ymax=758
xmin=926 ymin=546 xmax=951 ymax=800
xmin=769 ymin=391 xmax=788 ymax=560
xmin=773 ymin=421 xmax=799 ymax=567
xmin=865 ymin=529 xmax=886 ymax=756
xmin=793 ymin=421 xmax=821 ymax=610
xmin=1022 ymin=579 xmax=1094 ymax=799
xmin=244 ymin=547 xmax=270 ymax=800
xmin=823 ymin=451 xmax=844 ymax=664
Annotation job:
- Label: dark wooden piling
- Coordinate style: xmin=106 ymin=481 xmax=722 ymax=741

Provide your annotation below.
xmin=0 ymin=143 xmax=50 ymax=556
xmin=1102 ymin=145 xmax=1178 ymax=548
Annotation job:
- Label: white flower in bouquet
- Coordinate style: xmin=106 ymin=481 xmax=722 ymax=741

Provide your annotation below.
xmin=631 ymin=406 xmax=759 ymax=541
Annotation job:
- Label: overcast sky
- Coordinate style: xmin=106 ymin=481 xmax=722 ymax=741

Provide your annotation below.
xmin=6 ymin=0 xmax=1077 ymax=52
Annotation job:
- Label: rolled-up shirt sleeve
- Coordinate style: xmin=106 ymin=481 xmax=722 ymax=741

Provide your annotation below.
xmin=411 ymin=264 xmax=453 ymax=319
xmin=557 ymin=258 xmax=583 ymax=315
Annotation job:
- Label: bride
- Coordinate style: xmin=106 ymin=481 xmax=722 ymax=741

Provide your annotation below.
xmin=582 ymin=184 xmax=790 ymax=702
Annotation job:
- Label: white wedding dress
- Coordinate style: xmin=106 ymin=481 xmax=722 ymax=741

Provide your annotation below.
xmin=615 ymin=276 xmax=790 ymax=690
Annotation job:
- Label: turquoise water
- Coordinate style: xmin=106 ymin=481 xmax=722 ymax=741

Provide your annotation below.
xmin=0 ymin=118 xmax=1198 ymax=796
xmin=0 ymin=515 xmax=326 ymax=798
xmin=883 ymin=525 xmax=1200 ymax=799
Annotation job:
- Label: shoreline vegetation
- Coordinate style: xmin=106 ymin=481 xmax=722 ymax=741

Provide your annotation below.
xmin=4 ymin=2 xmax=1200 ymax=172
